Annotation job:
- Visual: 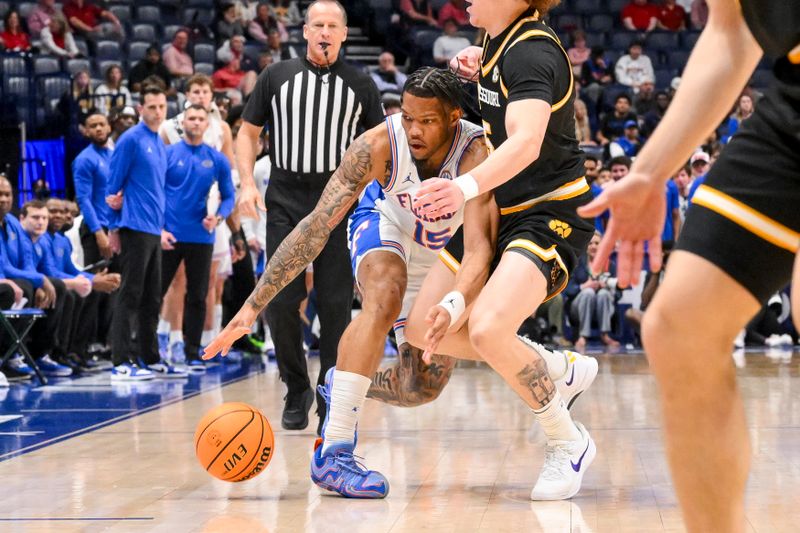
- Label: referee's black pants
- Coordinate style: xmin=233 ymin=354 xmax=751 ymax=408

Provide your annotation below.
xmin=110 ymin=229 xmax=162 ymax=367
xmin=161 ymin=242 xmax=213 ymax=362
xmin=265 ymin=174 xmax=353 ymax=418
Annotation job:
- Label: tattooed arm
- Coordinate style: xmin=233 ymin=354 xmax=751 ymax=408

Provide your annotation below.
xmin=368 ymin=344 xmax=456 ymax=407
xmin=202 ymin=125 xmax=391 ymax=359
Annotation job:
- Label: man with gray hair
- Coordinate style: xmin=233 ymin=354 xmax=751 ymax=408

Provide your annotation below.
xmin=235 ymin=0 xmax=383 ymax=433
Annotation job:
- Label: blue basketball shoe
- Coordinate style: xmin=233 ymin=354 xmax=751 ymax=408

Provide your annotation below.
xmin=311 ymin=367 xmax=385 ymax=498
xmin=310 ymin=440 xmax=389 ymax=499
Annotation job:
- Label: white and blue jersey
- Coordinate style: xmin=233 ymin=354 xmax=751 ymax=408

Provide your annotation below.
xmin=347 ymin=113 xmax=483 ymax=345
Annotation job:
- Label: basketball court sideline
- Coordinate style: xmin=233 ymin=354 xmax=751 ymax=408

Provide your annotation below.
xmin=0 ymin=351 xmax=799 ymax=532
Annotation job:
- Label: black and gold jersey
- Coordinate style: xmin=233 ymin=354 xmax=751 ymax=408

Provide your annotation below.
xmin=739 ymin=0 xmax=800 ymax=66
xmin=738 ymin=0 xmax=799 ymax=135
xmin=740 ymin=0 xmax=800 ymax=91
xmin=477 ymin=10 xmax=586 ymax=214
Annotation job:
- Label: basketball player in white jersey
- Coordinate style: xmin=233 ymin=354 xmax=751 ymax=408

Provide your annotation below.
xmin=159 ymin=74 xmax=239 ymax=362
xmin=203 ymin=68 xmax=597 ymax=498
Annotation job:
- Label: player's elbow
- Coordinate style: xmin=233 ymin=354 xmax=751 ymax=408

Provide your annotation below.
xmin=516 ymin=135 xmax=541 ymax=164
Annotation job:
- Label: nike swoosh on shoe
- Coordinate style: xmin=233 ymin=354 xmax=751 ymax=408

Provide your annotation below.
xmin=571 ymin=440 xmax=590 ymax=472
xmin=565 ymin=366 xmax=575 ymax=387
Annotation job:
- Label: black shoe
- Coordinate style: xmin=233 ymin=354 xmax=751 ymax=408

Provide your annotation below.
xmin=68 ymin=352 xmax=98 ymax=373
xmin=1 ymin=365 xmax=32 ymax=382
xmin=53 ymin=353 xmax=86 ymax=374
xmin=233 ymin=336 xmax=261 ymax=355
xmin=281 ymin=388 xmax=314 ymax=430
xmin=316 ymin=412 xmax=324 ymax=437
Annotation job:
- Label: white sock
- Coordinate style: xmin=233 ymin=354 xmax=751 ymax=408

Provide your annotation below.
xmin=321 ymin=370 xmax=372 ymax=454
xmin=518 ymin=335 xmax=568 ymax=381
xmin=201 ymin=329 xmax=215 ymax=346
xmin=213 ymin=304 xmax=223 ymax=336
xmin=533 ymin=390 xmax=582 ymax=442
xmin=157 ymin=319 xmax=170 ymax=335
xmin=169 ymin=331 xmax=183 ymax=345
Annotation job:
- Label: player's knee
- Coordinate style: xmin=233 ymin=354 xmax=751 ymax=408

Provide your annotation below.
xmin=362 ymin=280 xmax=404 ymax=327
xmin=641 ymin=303 xmax=671 ymax=356
xmin=468 ymin=310 xmax=503 ymax=355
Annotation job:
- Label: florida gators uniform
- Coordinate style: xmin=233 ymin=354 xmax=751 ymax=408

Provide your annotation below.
xmin=347 ymin=113 xmax=483 ymax=345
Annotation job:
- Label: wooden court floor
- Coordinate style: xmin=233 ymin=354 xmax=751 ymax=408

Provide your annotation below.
xmin=1 ymin=348 xmax=799 ymax=532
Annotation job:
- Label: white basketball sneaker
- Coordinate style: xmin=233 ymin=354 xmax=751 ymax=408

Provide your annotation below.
xmin=556 ymin=350 xmax=599 ymax=409
xmin=520 ymin=338 xmax=598 ymax=410
xmin=531 ymin=422 xmax=596 ymax=501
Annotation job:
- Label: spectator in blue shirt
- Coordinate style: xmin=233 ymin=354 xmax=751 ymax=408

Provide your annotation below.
xmin=72 ymin=112 xmax=117 ymax=366
xmin=0 ymin=230 xmax=27 ymax=383
xmin=8 ymin=200 xmax=72 ymax=377
xmin=45 ymin=198 xmax=121 ymax=365
xmin=609 ymin=120 xmax=643 ymax=158
xmin=106 ymin=86 xmax=186 ymax=381
xmin=74 ymin=111 xmax=113 ymax=263
xmin=662 ymin=179 xmax=682 ymax=248
xmin=20 ymin=200 xmax=88 ymax=375
xmin=161 ymin=105 xmax=235 ymax=371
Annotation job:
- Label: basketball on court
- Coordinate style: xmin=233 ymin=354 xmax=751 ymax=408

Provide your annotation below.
xmin=194 ymin=402 xmax=274 ymax=482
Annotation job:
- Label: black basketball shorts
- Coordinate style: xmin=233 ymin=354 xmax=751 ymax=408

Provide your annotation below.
xmin=440 ymin=189 xmax=595 ymax=302
xmin=677 ymin=87 xmax=800 ymax=303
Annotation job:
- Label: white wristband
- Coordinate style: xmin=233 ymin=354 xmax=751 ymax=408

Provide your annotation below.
xmin=453 ymin=173 xmax=479 ymax=202
xmin=438 ymin=291 xmax=466 ymax=327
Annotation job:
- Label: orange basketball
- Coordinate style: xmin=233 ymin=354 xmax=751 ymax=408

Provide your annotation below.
xmin=194 ymin=402 xmax=275 ymax=482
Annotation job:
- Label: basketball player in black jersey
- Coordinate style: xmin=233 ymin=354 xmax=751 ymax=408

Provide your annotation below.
xmin=407 ymin=0 xmax=598 ymax=501
xmin=580 ymin=0 xmax=800 ymax=530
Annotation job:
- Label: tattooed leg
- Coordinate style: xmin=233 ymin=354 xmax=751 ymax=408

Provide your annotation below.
xmin=368 ymin=344 xmax=456 ymax=407
xmin=467 ymin=252 xmax=559 ymax=410
xmin=515 ymin=356 xmax=556 ymax=406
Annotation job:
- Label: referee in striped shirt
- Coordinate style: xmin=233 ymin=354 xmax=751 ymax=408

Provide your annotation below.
xmin=236 ymin=0 xmax=383 ymax=433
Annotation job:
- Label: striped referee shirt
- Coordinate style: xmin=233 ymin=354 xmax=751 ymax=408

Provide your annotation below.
xmin=242 ymin=57 xmax=384 ymax=176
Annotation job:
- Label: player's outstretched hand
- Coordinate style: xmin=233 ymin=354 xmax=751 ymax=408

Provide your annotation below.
xmin=449 ymin=46 xmax=482 ymax=83
xmin=414 ymin=177 xmax=464 ymax=219
xmin=202 ymin=325 xmax=251 ymax=360
xmin=202 ymin=307 xmax=257 ymax=360
xmin=422 ymin=304 xmax=451 ymax=364
xmin=577 ymin=172 xmax=665 ymax=288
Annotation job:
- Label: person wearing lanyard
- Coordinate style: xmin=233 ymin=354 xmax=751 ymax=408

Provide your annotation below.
xmin=161 ymin=105 xmax=235 ymax=372
xmin=234 ymin=0 xmax=383 ymax=434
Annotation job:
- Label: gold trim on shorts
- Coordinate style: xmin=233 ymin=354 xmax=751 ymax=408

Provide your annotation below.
xmin=438 ymin=249 xmax=460 ymax=274
xmin=504 ymin=239 xmax=569 ymax=302
xmin=499 ymin=177 xmax=589 ymax=216
xmin=692 ymin=185 xmax=800 ymax=253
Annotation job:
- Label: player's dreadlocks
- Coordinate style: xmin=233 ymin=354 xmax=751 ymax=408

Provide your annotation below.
xmin=403 ymin=67 xmax=465 ymax=111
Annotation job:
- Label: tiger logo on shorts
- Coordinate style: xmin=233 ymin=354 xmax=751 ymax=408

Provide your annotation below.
xmin=548 ymin=219 xmax=572 ymax=238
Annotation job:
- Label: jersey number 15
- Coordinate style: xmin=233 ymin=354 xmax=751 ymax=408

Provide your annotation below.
xmin=413 ymin=221 xmax=450 ymax=251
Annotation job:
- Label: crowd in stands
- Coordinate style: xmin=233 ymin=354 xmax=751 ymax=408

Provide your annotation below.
xmin=0 ymin=0 xmax=308 ymax=137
